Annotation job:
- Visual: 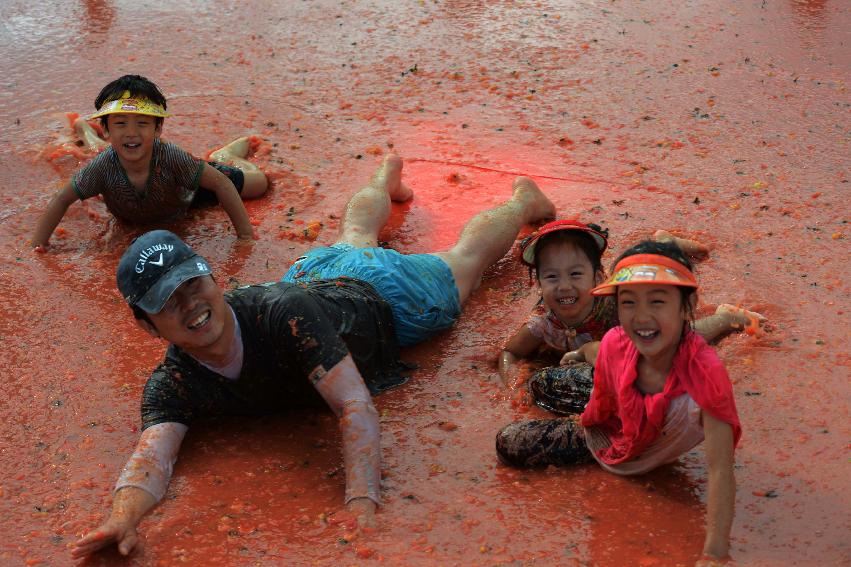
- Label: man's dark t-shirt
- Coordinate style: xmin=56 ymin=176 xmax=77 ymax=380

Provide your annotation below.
xmin=141 ymin=279 xmax=404 ymax=430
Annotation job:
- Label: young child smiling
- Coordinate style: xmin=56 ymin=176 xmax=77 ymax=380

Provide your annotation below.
xmin=32 ymin=75 xmax=267 ymax=248
xmin=497 ymin=241 xmax=742 ymax=564
xmin=499 ymin=220 xmax=762 ymax=388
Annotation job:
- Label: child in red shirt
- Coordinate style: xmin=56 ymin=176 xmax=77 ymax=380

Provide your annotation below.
xmin=499 ymin=220 xmax=762 ymax=390
xmin=497 ymin=241 xmax=742 ymax=565
xmin=32 ymin=75 xmax=268 ymax=248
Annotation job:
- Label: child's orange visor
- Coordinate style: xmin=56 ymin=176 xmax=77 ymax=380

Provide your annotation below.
xmin=89 ymin=91 xmax=169 ymax=120
xmin=590 ymin=254 xmax=697 ymax=296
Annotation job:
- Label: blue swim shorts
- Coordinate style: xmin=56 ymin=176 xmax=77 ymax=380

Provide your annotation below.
xmin=282 ymin=244 xmax=461 ymax=347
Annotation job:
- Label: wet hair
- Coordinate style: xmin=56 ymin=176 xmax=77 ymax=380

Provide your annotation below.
xmin=131 ymin=304 xmax=153 ymax=325
xmin=613 ymin=240 xmax=697 ymax=321
xmin=530 ymin=225 xmax=606 ymax=282
xmin=95 ymin=75 xmax=167 ymax=131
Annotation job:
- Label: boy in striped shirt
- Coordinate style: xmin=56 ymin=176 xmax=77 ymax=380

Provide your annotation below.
xmin=32 ymin=75 xmax=267 ymax=248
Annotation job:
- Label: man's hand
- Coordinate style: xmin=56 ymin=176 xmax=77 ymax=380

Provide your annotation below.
xmin=71 ymin=486 xmax=157 ymax=559
xmin=70 ymin=515 xmax=140 ymax=559
xmin=347 ymin=497 xmax=376 ymax=528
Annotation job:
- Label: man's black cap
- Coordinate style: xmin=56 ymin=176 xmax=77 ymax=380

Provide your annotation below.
xmin=116 ymin=230 xmax=212 ymax=313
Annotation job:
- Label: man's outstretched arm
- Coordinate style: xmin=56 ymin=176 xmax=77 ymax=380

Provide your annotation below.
xmin=311 ymin=354 xmax=381 ymax=525
xmin=71 ymin=422 xmax=188 ymax=558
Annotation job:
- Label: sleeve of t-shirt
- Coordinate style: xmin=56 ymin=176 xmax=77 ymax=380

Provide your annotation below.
xmin=525 ymin=312 xmax=548 ymax=341
xmin=161 ymin=142 xmax=205 ymax=192
xmin=263 ymin=287 xmax=351 ymax=385
xmin=141 ymin=363 xmax=197 ymax=430
xmin=71 ymin=151 xmax=111 ymax=201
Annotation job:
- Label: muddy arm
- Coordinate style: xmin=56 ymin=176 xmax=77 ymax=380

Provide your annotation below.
xmin=312 ymin=354 xmax=381 ymax=525
xmin=199 ymin=163 xmax=254 ymax=239
xmin=500 ymin=324 xmax=543 ymax=387
xmin=31 ymin=182 xmax=78 ymax=248
xmin=701 ymin=412 xmax=735 ymax=561
xmin=560 ymin=340 xmax=601 ymax=367
xmin=71 ymin=422 xmax=188 ymax=558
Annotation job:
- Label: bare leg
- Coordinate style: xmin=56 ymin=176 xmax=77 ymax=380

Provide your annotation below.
xmin=694 ymin=304 xmax=766 ymax=342
xmin=73 ymin=117 xmax=110 ymax=152
xmin=209 ymin=137 xmax=268 ymax=199
xmin=653 ymin=229 xmax=710 ymax=261
xmin=433 ymin=177 xmax=555 ymax=303
xmin=336 ymin=154 xmax=412 ymax=248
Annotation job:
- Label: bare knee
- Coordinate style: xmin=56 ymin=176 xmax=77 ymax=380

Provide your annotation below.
xmin=435 ymin=251 xmax=482 ymax=304
xmin=337 ymin=226 xmax=378 ymax=249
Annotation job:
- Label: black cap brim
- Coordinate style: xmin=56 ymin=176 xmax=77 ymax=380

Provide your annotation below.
xmin=135 ymin=255 xmax=212 ymax=313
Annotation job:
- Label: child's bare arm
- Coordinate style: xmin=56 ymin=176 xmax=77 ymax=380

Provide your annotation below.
xmin=198 ymin=164 xmax=254 ymax=240
xmin=31 ymin=183 xmax=78 ymax=248
xmin=500 ymin=325 xmax=542 ymax=386
xmin=701 ymin=412 xmax=736 ymax=562
xmin=560 ymin=340 xmax=601 ymax=367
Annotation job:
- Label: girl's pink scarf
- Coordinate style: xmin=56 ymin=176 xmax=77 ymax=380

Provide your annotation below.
xmin=581 ymin=327 xmax=741 ymax=465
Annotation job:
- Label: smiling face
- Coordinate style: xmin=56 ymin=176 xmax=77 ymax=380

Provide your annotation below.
xmin=537 ymin=240 xmax=603 ymax=327
xmin=144 ymin=275 xmax=228 ymax=354
xmin=616 ymin=284 xmax=691 ymax=364
xmin=105 ymin=112 xmax=161 ymax=166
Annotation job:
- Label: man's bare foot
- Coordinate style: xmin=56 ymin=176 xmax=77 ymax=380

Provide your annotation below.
xmin=716 ymin=304 xmax=766 ymax=334
xmin=653 ymin=229 xmax=710 ymax=260
xmin=512 ymin=176 xmax=556 ymax=222
xmin=373 ymin=154 xmax=413 ymax=202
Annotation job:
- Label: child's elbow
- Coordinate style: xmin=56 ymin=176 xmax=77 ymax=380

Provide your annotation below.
xmin=212 ymin=180 xmax=239 ymax=198
xmin=52 ymin=185 xmax=79 ymax=209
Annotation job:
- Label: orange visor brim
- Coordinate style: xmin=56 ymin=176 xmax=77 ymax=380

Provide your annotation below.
xmin=590 ymin=253 xmax=698 ymax=296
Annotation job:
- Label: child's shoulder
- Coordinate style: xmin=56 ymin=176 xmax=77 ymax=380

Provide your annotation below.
xmin=75 ymin=146 xmax=117 ymax=178
xmin=683 ymin=331 xmax=725 ymax=366
xmin=155 ymin=139 xmax=188 ymax=155
xmin=153 ymin=140 xmax=202 ymax=166
xmin=528 ymin=302 xmax=549 ymax=319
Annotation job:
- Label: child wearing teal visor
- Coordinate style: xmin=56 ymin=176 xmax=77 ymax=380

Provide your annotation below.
xmin=32 ymin=75 xmax=268 ymax=249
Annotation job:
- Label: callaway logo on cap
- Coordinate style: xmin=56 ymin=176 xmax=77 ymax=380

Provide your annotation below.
xmin=117 ymin=230 xmax=211 ymax=313
xmin=134 ymin=244 xmax=174 ymax=273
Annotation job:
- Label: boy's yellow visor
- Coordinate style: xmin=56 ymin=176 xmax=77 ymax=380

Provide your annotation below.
xmin=89 ymin=97 xmax=170 ymax=120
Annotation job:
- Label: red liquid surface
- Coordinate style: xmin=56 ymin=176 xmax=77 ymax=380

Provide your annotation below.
xmin=0 ymin=1 xmax=848 ymax=565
